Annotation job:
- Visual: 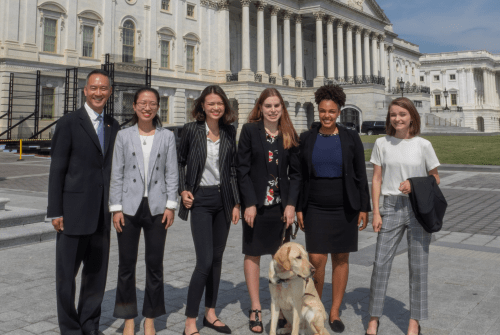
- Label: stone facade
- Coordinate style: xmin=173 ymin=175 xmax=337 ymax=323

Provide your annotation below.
xmin=420 ymin=51 xmax=500 ymax=133
xmin=0 ymin=0 xmax=428 ymax=139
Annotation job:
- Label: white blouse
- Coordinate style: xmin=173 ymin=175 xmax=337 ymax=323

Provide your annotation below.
xmin=140 ymin=133 xmax=155 ymax=197
xmin=200 ymin=123 xmax=221 ymax=186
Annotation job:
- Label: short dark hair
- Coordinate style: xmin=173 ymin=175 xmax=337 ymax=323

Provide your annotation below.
xmin=86 ymin=69 xmax=111 ymax=86
xmin=385 ymin=97 xmax=421 ymax=136
xmin=191 ymin=85 xmax=237 ymax=124
xmin=130 ymin=87 xmax=162 ymax=128
xmin=314 ymin=84 xmax=346 ymax=109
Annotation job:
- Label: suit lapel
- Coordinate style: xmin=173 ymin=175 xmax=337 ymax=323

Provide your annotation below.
xmin=219 ymin=124 xmax=228 ymax=175
xmin=258 ymin=121 xmax=270 ymax=175
xmin=338 ymin=126 xmax=348 ymax=175
xmin=277 ymin=133 xmax=284 ymax=176
xmin=147 ymin=127 xmax=162 ymax=185
xmin=131 ymin=125 xmax=146 ymax=182
xmin=307 ymin=127 xmax=319 ymax=176
xmin=196 ymin=121 xmax=207 ymax=176
xmin=103 ymin=115 xmax=113 ymax=157
xmin=79 ymin=108 xmax=102 ymax=153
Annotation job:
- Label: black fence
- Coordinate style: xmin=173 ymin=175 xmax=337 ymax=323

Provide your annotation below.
xmin=0 ymin=54 xmax=151 ymax=140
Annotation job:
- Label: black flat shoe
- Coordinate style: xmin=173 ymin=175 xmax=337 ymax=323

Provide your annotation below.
xmin=329 ymin=319 xmax=345 ymax=333
xmin=365 ymin=320 xmax=380 ymax=335
xmin=183 ymin=331 xmax=200 ymax=335
xmin=278 ymin=318 xmax=287 ymax=329
xmin=203 ymin=316 xmax=232 ymax=334
xmin=248 ymin=309 xmax=263 ymax=333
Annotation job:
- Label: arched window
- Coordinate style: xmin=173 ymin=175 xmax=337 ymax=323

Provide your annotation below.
xmin=122 ymin=20 xmax=135 ymax=63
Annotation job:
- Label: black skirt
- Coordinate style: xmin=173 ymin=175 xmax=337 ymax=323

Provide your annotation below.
xmin=304 ymin=177 xmax=359 ymax=254
xmin=242 ymin=204 xmax=290 ymax=256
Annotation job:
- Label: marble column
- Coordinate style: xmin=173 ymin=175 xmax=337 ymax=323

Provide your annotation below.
xmin=295 ymin=15 xmax=303 ymax=81
xmin=337 ymin=20 xmax=345 ymax=81
xmin=314 ymin=12 xmax=325 ymax=87
xmin=270 ymin=6 xmax=281 ymax=84
xmin=327 ymin=16 xmax=335 ymax=79
xmin=388 ymin=46 xmax=394 ymax=90
xmin=466 ymin=68 xmax=474 ymax=105
xmin=346 ymin=23 xmax=354 ymax=83
xmin=283 ymin=10 xmax=292 ymax=84
xmin=371 ymin=33 xmax=378 ymax=77
xmin=482 ymin=67 xmax=488 ymax=105
xmin=255 ymin=1 xmax=267 ymax=81
xmin=217 ymin=1 xmax=231 ymax=81
xmin=355 ymin=27 xmax=362 ymax=82
xmin=457 ymin=68 xmax=464 ymax=105
xmin=379 ymin=35 xmax=386 ymax=85
xmin=363 ymin=30 xmax=370 ymax=79
xmin=238 ymin=0 xmax=254 ymax=81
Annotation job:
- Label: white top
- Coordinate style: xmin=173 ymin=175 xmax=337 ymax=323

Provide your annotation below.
xmin=200 ymin=123 xmax=221 ymax=186
xmin=140 ymin=133 xmax=155 ymax=197
xmin=370 ymin=136 xmax=440 ymax=196
xmin=84 ymin=102 xmax=103 ymax=133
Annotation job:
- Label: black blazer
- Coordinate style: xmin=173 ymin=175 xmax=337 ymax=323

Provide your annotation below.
xmin=177 ymin=120 xmax=240 ymax=221
xmin=298 ymin=122 xmax=371 ymax=213
xmin=408 ymin=176 xmax=447 ymax=233
xmin=47 ymin=107 xmax=120 ymax=235
xmin=237 ymin=121 xmax=301 ymax=210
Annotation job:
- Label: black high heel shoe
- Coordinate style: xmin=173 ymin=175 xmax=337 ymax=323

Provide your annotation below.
xmin=203 ymin=316 xmax=232 ymax=334
xmin=365 ymin=320 xmax=379 ymax=335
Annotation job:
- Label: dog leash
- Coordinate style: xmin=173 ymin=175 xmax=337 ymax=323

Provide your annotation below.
xmin=280 ymin=219 xmax=299 ymax=246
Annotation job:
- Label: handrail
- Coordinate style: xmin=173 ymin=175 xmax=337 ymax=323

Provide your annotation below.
xmin=0 ymin=112 xmax=8 ymax=120
xmin=0 ymin=112 xmax=35 ymax=137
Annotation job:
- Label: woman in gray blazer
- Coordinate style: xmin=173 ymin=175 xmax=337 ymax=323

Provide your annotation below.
xmin=109 ymin=87 xmax=179 ymax=335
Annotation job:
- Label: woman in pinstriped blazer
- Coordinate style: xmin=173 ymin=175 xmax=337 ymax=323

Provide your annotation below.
xmin=178 ymin=85 xmax=240 ymax=335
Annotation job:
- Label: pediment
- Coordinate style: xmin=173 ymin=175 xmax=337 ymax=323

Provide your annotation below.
xmin=38 ymin=1 xmax=67 ymax=14
xmin=183 ymin=32 xmax=200 ymax=42
xmin=335 ymin=0 xmax=390 ymax=23
xmin=78 ymin=10 xmax=103 ymax=22
xmin=158 ymin=27 xmax=176 ymax=38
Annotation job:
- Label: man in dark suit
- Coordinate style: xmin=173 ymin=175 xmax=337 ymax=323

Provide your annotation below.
xmin=47 ymin=69 xmax=120 ymax=335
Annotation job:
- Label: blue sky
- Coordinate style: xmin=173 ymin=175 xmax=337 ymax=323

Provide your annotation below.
xmin=377 ymin=0 xmax=500 ymax=54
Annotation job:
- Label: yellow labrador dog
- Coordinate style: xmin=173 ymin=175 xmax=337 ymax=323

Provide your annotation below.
xmin=269 ymin=242 xmax=329 ymax=335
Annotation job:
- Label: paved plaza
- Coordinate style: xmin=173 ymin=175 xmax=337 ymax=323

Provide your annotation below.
xmin=0 ymin=151 xmax=500 ymax=335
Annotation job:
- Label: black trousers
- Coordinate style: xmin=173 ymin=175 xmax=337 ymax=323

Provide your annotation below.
xmin=114 ymin=197 xmax=167 ymax=319
xmin=185 ymin=186 xmax=230 ymax=318
xmin=56 ymin=203 xmax=110 ymax=335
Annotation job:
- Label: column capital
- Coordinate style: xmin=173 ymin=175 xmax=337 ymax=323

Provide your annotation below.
xmin=363 ymin=29 xmax=371 ymax=38
xmin=378 ymin=34 xmax=386 ymax=42
xmin=270 ymin=5 xmax=281 ymax=16
xmin=464 ymin=67 xmax=472 ymax=72
xmin=218 ymin=0 xmax=230 ymax=10
xmin=370 ymin=32 xmax=378 ymax=39
xmin=457 ymin=68 xmax=464 ymax=73
xmin=255 ymin=1 xmax=267 ymax=11
xmin=441 ymin=69 xmax=447 ymax=74
xmin=313 ymin=11 xmax=325 ymax=21
xmin=425 ymin=70 xmax=430 ymax=75
xmin=295 ymin=14 xmax=302 ymax=24
xmin=387 ymin=45 xmax=394 ymax=53
xmin=327 ymin=16 xmax=335 ymax=24
xmin=345 ymin=22 xmax=353 ymax=31
xmin=283 ymin=10 xmax=293 ymax=20
xmin=337 ymin=19 xmax=345 ymax=27
xmin=354 ymin=26 xmax=362 ymax=35
xmin=240 ymin=0 xmax=252 ymax=7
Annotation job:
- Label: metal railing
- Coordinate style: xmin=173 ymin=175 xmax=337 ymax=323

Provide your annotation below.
xmin=254 ymin=74 xmax=262 ymax=83
xmin=283 ymin=78 xmax=289 ymax=86
xmin=269 ymin=76 xmax=276 ymax=84
xmin=226 ymin=73 xmax=238 ymax=82
xmin=430 ymin=106 xmax=463 ymax=113
xmin=392 ymin=84 xmax=430 ymax=95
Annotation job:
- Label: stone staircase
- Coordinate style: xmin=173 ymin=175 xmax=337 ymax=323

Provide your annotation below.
xmin=0 ymin=198 xmax=55 ymax=249
xmin=422 ymin=124 xmax=480 ymax=134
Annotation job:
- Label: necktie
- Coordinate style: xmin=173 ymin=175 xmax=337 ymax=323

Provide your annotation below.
xmin=96 ymin=114 xmax=104 ymax=152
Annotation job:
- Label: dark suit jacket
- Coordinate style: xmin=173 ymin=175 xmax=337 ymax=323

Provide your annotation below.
xmin=177 ymin=120 xmax=240 ymax=222
xmin=47 ymin=107 xmax=120 ymax=235
xmin=298 ymin=122 xmax=371 ymax=213
xmin=237 ymin=121 xmax=301 ymax=210
xmin=408 ymin=175 xmax=447 ymax=233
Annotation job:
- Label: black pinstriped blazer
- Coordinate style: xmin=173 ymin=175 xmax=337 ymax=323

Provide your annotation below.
xmin=177 ymin=120 xmax=240 ymax=222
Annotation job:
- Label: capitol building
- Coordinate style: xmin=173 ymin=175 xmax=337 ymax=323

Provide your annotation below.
xmin=0 ymin=0 xmax=498 ymax=138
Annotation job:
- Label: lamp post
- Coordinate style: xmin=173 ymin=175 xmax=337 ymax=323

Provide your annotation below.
xmin=443 ymin=87 xmax=449 ymax=111
xmin=398 ymin=77 xmax=405 ymax=97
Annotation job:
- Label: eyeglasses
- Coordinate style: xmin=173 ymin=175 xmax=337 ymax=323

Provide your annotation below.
xmin=136 ymin=101 xmax=158 ymax=108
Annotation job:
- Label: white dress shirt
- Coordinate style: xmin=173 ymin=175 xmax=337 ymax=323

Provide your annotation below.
xmin=200 ymin=123 xmax=221 ymax=186
xmin=84 ymin=103 xmax=104 ymax=132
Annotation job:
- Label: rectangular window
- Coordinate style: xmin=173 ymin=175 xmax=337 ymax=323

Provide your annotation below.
xmin=122 ymin=93 xmax=135 ymax=121
xmin=41 ymin=88 xmax=55 ymax=119
xmin=186 ymin=45 xmax=195 ymax=72
xmin=434 ymin=75 xmax=440 ymax=81
xmin=451 ymin=94 xmax=457 ymax=105
xmin=82 ymin=26 xmax=94 ymax=58
xmin=450 ymin=74 xmax=456 ymax=80
xmin=413 ymin=100 xmax=423 ymax=107
xmin=420 ymin=76 xmax=424 ymax=82
xmin=43 ymin=18 xmax=57 ymax=53
xmin=187 ymin=4 xmax=195 ymax=18
xmin=160 ymin=96 xmax=169 ymax=123
xmin=161 ymin=0 xmax=170 ymax=11
xmin=435 ymin=95 xmax=441 ymax=106
xmin=161 ymin=40 xmax=170 ymax=69
xmin=186 ymin=98 xmax=195 ymax=122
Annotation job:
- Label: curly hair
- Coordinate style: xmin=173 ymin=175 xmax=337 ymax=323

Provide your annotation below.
xmin=314 ymin=84 xmax=346 ymax=108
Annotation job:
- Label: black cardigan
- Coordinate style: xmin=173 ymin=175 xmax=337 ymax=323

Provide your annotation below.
xmin=237 ymin=121 xmax=301 ymax=210
xmin=297 ymin=122 xmax=371 ymax=213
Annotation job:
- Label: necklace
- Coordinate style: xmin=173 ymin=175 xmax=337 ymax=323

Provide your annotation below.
xmin=139 ymin=134 xmax=152 ymax=145
xmin=318 ymin=132 xmax=338 ymax=137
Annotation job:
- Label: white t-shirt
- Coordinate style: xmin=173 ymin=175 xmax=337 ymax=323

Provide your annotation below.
xmin=141 ymin=134 xmax=155 ymax=197
xmin=370 ymin=136 xmax=440 ymax=196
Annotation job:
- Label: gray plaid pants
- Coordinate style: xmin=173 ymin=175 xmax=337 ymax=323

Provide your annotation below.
xmin=368 ymin=195 xmax=431 ymax=320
